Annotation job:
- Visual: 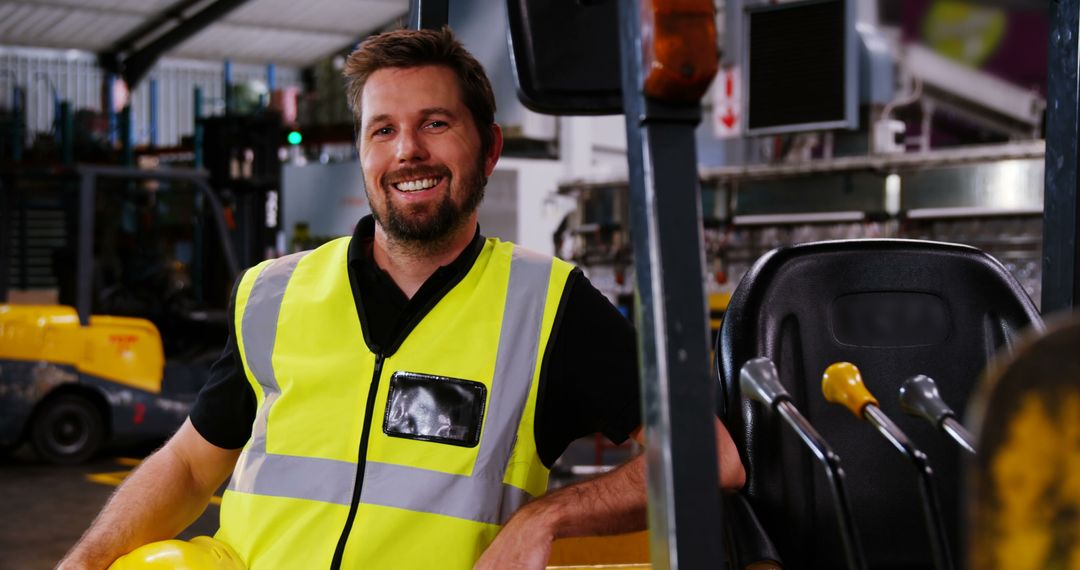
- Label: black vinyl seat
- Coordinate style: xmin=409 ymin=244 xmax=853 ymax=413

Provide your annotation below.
xmin=716 ymin=239 xmax=1042 ymax=569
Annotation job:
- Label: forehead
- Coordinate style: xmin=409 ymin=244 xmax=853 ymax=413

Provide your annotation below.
xmin=360 ymin=65 xmax=466 ymax=123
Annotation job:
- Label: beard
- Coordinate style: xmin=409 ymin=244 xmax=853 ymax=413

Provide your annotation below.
xmin=367 ymin=159 xmax=487 ymax=245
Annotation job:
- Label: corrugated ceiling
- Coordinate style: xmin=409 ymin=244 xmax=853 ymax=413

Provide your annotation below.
xmin=0 ymin=0 xmax=408 ymax=67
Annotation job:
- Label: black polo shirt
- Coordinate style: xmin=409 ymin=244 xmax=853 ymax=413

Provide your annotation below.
xmin=190 ymin=216 xmax=641 ymax=467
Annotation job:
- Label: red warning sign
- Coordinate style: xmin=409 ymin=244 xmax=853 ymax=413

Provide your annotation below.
xmin=712 ymin=66 xmax=741 ymax=139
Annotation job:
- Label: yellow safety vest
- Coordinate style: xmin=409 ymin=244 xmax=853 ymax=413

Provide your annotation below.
xmin=216 ymin=236 xmax=573 ymax=569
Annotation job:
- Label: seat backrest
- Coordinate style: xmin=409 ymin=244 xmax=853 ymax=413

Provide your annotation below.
xmin=717 ymin=239 xmax=1042 ymax=569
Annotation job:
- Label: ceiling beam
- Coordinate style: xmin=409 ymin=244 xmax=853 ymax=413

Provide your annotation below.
xmin=100 ymin=0 xmax=252 ymax=90
xmin=3 ymin=0 xmax=151 ymax=19
xmin=105 ymin=0 xmax=208 ymax=58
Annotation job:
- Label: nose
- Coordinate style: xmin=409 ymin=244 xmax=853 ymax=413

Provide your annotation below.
xmin=395 ymin=129 xmax=429 ymax=163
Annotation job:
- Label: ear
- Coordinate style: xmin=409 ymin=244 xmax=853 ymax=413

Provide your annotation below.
xmin=483 ymin=123 xmax=504 ymax=177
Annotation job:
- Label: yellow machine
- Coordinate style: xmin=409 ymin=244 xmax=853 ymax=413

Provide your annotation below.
xmin=0 ymin=304 xmax=196 ymax=463
xmin=709 ymin=291 xmax=732 ymax=334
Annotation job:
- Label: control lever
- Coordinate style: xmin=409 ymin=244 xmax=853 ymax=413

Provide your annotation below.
xmin=822 ymin=362 xmax=954 ymax=570
xmin=898 ymin=375 xmax=975 ymax=454
xmin=740 ymin=357 xmax=866 ymax=570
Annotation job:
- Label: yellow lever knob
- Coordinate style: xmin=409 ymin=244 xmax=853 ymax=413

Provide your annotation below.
xmin=822 ymin=362 xmax=879 ymax=418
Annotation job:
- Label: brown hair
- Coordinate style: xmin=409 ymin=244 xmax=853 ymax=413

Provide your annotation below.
xmin=344 ymin=26 xmax=497 ymax=155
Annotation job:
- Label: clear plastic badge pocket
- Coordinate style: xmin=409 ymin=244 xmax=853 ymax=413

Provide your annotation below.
xmin=383 ymin=371 xmax=487 ymax=447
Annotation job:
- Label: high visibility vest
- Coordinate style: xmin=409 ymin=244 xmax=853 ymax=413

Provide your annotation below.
xmin=215 ymin=236 xmax=573 ymax=569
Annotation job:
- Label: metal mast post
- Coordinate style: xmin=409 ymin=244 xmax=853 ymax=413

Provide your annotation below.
xmin=617 ymin=1 xmax=726 ymax=568
xmin=1044 ymin=0 xmax=1080 ymax=313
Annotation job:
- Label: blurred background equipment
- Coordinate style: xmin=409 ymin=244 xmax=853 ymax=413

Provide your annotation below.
xmin=557 ymin=0 xmax=1052 ymax=329
xmin=0 ymin=166 xmax=239 ymax=464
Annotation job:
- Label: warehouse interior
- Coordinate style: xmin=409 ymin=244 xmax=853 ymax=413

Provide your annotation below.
xmin=0 ymin=0 xmax=1075 ymax=569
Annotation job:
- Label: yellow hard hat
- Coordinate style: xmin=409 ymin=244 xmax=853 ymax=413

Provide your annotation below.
xmin=108 ymin=536 xmax=245 ymax=570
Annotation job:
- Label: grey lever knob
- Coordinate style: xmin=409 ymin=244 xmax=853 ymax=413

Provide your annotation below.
xmin=899 ymin=374 xmax=954 ymax=426
xmin=740 ymin=357 xmax=790 ymax=407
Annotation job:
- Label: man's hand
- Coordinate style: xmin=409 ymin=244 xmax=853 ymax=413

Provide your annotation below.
xmin=473 ymin=501 xmax=558 ymax=570
xmin=713 ymin=416 xmax=747 ymax=491
xmin=475 ymin=453 xmax=648 ymax=570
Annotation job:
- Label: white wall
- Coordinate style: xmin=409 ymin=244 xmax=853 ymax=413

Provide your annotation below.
xmin=282 ymin=161 xmax=367 ymax=243
xmin=495 ymin=157 xmax=576 ymax=256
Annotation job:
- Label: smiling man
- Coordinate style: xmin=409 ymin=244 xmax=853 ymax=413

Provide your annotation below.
xmin=363 ymin=68 xmax=488 ymax=239
xmin=59 ymin=28 xmax=744 ymax=570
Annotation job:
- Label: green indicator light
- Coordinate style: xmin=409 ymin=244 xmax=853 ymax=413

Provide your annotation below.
xmin=287 ymin=131 xmax=302 ymax=145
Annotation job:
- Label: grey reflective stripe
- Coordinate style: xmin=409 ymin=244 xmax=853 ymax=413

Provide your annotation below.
xmin=472 ymin=246 xmax=552 ymax=480
xmin=228 ymin=457 xmax=531 ymax=523
xmin=228 ymin=251 xmax=310 ymax=495
xmin=230 ymin=452 xmax=355 ymax=505
xmin=361 ymin=462 xmax=533 ymax=525
xmin=227 ymin=245 xmax=554 ymax=526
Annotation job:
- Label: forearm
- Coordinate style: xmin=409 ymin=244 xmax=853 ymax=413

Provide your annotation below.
xmin=514 ymin=438 xmax=741 ymax=541
xmin=59 ymin=421 xmax=238 ymax=570
xmin=503 ymin=415 xmax=744 ymax=540
xmin=59 ymin=446 xmax=213 ymax=569
xmin=476 ymin=419 xmax=744 ymax=568
xmin=474 ymin=455 xmax=647 ymax=569
xmin=517 ymin=454 xmax=648 ymax=540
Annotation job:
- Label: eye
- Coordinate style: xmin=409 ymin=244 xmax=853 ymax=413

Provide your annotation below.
xmin=372 ymin=126 xmax=394 ymax=138
xmin=425 ymin=120 xmax=449 ymax=130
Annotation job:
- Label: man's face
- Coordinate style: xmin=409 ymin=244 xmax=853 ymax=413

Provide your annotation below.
xmin=358 ymin=65 xmax=501 ymax=244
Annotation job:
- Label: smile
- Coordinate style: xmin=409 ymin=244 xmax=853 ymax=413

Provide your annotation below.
xmin=393 ymin=177 xmax=442 ymax=192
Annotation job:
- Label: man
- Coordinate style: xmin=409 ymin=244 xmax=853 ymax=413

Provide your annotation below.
xmin=61 ymin=27 xmax=744 ymax=570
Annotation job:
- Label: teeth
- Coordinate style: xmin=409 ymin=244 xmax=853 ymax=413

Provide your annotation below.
xmin=395 ymin=177 xmax=439 ymax=192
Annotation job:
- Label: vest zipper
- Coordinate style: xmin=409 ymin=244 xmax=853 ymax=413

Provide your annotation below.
xmin=329 ymin=351 xmax=384 ymax=570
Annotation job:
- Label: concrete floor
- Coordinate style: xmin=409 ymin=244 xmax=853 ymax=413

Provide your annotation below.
xmin=0 ymin=443 xmax=219 ymax=570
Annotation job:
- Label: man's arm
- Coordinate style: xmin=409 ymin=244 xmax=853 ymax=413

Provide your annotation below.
xmin=58 ymin=419 xmax=241 ymax=570
xmin=474 ymin=416 xmax=745 ymax=570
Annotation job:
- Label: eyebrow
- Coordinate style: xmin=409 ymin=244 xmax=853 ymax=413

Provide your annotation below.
xmin=420 ymin=107 xmax=457 ymax=119
xmin=365 ymin=113 xmax=392 ymax=127
xmin=363 ymin=107 xmax=459 ymax=130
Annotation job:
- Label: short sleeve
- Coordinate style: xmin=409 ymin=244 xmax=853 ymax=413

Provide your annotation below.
xmin=189 ymin=273 xmax=257 ymax=449
xmin=534 ymin=270 xmax=642 ymax=467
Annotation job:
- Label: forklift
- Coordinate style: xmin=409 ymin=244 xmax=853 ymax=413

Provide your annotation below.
xmin=0 ymin=164 xmax=240 ymax=464
xmin=0 ymin=60 xmax=289 ymax=463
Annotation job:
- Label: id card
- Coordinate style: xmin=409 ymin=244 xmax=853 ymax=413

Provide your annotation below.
xmin=383 ymin=371 xmax=487 ymax=448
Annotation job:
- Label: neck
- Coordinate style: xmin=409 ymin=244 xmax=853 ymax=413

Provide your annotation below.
xmin=372 ymin=218 xmax=476 ymax=299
